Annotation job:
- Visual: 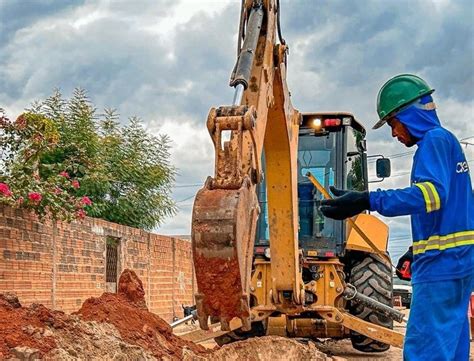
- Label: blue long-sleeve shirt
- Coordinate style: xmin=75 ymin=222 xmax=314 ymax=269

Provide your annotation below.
xmin=369 ymin=96 xmax=474 ymax=284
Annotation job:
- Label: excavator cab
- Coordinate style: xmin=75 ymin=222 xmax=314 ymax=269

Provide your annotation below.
xmin=255 ymin=112 xmax=368 ymax=259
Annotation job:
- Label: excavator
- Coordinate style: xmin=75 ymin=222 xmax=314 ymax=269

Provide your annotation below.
xmin=186 ymin=0 xmax=406 ymax=352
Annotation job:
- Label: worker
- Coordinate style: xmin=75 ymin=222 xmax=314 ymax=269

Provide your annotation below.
xmin=320 ymin=74 xmax=474 ymax=361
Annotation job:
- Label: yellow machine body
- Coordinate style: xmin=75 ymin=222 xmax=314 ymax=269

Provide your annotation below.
xmin=191 ymin=0 xmax=402 ymax=352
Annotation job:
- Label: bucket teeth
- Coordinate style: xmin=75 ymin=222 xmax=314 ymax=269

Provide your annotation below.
xmin=195 ymin=294 xmax=209 ymax=330
xmin=240 ymin=295 xmax=252 ymax=331
xmin=220 ymin=319 xmax=230 ymax=331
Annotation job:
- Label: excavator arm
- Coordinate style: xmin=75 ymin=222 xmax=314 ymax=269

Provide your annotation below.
xmin=187 ymin=2 xmax=408 ymax=352
xmin=191 ymin=0 xmax=302 ymax=331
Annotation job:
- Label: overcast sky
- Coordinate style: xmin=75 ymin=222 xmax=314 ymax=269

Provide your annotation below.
xmin=1 ymin=0 xmax=473 ymax=261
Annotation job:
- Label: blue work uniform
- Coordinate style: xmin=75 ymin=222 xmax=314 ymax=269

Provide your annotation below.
xmin=369 ymin=95 xmax=474 ymax=361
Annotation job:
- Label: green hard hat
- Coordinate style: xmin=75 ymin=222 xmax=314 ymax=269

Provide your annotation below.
xmin=373 ymin=74 xmax=435 ymax=129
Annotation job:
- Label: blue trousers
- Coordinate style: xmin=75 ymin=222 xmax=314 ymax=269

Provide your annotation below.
xmin=404 ymin=274 xmax=473 ymax=361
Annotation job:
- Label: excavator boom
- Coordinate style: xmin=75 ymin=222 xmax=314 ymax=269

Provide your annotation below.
xmin=192 ymin=0 xmax=301 ymax=330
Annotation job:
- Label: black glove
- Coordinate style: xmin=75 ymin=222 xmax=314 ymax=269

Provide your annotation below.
xmin=319 ymin=186 xmax=370 ymax=220
xmin=396 ymin=246 xmax=413 ymax=281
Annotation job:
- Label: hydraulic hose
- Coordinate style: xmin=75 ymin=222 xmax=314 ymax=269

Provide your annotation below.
xmin=344 ymin=284 xmax=409 ymax=323
xmin=229 ymin=3 xmax=264 ymax=90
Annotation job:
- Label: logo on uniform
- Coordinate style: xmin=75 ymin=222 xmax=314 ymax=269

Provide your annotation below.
xmin=456 ymin=161 xmax=470 ymax=173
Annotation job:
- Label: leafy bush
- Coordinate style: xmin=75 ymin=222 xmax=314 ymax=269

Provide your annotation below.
xmin=0 ymin=89 xmax=176 ymax=229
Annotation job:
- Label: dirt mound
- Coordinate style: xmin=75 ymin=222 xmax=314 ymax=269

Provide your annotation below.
xmin=0 ymin=269 xmax=206 ymax=360
xmin=117 ymin=268 xmax=147 ymax=308
xmin=0 ymin=293 xmax=58 ymax=356
xmin=182 ymin=336 xmax=331 ymax=360
xmin=76 ymin=269 xmax=207 ymax=359
xmin=1 ymin=269 xmax=335 ymax=360
xmin=0 ymin=292 xmax=154 ymax=360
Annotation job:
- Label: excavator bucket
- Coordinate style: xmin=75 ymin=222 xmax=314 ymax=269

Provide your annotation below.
xmin=192 ymin=177 xmax=258 ymax=331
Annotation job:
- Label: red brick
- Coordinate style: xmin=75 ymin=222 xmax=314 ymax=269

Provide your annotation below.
xmin=0 ymin=204 xmax=195 ymax=321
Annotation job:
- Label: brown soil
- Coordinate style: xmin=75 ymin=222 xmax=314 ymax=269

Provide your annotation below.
xmin=182 ymin=336 xmax=332 ymax=360
xmin=194 ymin=253 xmax=244 ymax=322
xmin=76 ymin=269 xmax=207 ymax=359
xmin=0 ymin=293 xmax=58 ymax=356
xmin=0 ymin=269 xmax=207 ymax=360
xmin=0 ymin=291 xmax=154 ymax=360
xmin=6 ymin=268 xmax=450 ymax=360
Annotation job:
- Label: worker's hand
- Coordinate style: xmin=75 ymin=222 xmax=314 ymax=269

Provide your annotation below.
xmin=396 ymin=246 xmax=413 ymax=281
xmin=319 ymin=186 xmax=370 ymax=220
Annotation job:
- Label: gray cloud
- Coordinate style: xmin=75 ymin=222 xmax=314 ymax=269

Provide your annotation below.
xmin=281 ymin=0 xmax=473 ymax=134
xmin=0 ymin=0 xmax=472 ymax=244
xmin=0 ymin=0 xmax=83 ymax=44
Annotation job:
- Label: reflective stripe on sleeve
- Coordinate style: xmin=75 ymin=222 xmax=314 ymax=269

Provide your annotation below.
xmin=413 ymin=230 xmax=474 ymax=255
xmin=414 ymin=182 xmax=441 ymax=213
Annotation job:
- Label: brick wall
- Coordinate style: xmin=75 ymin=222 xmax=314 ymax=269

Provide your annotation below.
xmin=0 ymin=204 xmax=195 ymax=322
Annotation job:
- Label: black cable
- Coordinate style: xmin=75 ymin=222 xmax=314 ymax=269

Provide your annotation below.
xmin=176 ymin=195 xmax=195 ymax=203
xmin=174 ymin=183 xmax=201 ymax=188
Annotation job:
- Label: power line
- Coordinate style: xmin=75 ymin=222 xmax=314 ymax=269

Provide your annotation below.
xmin=367 ymin=151 xmax=414 ymax=163
xmin=176 ymin=195 xmax=195 ymax=203
xmin=174 ymin=183 xmax=202 ymax=188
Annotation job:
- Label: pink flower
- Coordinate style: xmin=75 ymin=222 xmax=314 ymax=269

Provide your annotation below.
xmin=76 ymin=209 xmax=86 ymax=219
xmin=59 ymin=171 xmax=70 ymax=179
xmin=33 ymin=134 xmax=43 ymax=143
xmin=15 ymin=115 xmax=27 ymax=130
xmin=81 ymin=196 xmax=92 ymax=206
xmin=0 ymin=183 xmax=12 ymax=197
xmin=53 ymin=187 xmax=62 ymax=195
xmin=71 ymin=180 xmax=80 ymax=189
xmin=17 ymin=197 xmax=24 ymax=205
xmin=28 ymin=192 xmax=42 ymax=204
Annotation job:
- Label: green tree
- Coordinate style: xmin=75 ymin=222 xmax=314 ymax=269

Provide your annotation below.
xmin=0 ymin=89 xmax=177 ymax=229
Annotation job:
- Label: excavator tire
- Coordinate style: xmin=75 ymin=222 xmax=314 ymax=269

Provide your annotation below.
xmin=348 ymin=253 xmax=393 ymax=353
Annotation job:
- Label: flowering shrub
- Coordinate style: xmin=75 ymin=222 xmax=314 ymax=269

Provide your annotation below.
xmin=0 ymin=183 xmax=12 ymax=197
xmin=28 ymin=192 xmax=42 ymax=204
xmin=81 ymin=196 xmax=92 ymax=206
xmin=0 ymin=89 xmax=176 ymax=229
xmin=0 ymin=111 xmax=92 ymax=221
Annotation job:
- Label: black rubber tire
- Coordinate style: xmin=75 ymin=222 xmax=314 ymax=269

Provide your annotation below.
xmin=213 ymin=321 xmax=265 ymax=346
xmin=214 ymin=331 xmax=245 ymax=346
xmin=348 ymin=253 xmax=393 ymax=353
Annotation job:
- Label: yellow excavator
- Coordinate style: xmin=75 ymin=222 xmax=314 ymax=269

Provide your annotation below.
xmin=187 ymin=0 xmax=406 ymax=352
